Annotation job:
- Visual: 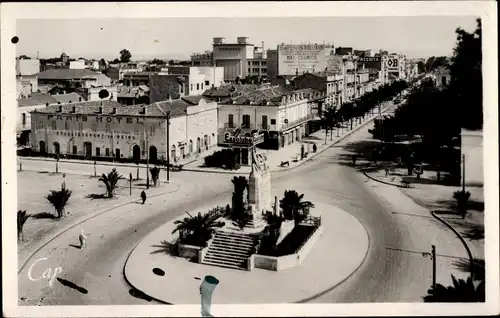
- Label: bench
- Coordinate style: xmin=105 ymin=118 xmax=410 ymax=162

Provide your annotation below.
xmin=280 ymin=161 xmax=290 ymax=167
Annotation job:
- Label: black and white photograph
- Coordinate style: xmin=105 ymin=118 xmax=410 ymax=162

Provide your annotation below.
xmin=1 ymin=1 xmax=498 ymax=317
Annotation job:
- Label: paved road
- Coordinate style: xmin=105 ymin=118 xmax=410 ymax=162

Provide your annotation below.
xmin=18 ymin=108 xmax=467 ymax=305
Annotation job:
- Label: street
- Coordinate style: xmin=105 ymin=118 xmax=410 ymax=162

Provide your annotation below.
xmin=17 ymin=115 xmax=467 ymax=305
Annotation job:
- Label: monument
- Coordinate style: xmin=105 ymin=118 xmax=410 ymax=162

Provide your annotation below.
xmin=247 ymin=148 xmax=272 ymax=227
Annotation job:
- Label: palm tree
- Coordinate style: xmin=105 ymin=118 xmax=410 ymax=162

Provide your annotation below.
xmin=46 ymin=187 xmax=72 ymax=218
xmin=149 ymin=166 xmax=160 ymax=187
xmin=231 ymin=176 xmax=248 ymax=221
xmin=172 ymin=211 xmax=225 ymax=247
xmin=279 ymin=190 xmax=315 ymax=226
xmin=99 ymin=168 xmax=124 ymax=198
xmin=17 ymin=210 xmax=32 ymax=241
xmin=424 ymin=275 xmax=485 ymax=302
xmin=453 ymin=190 xmax=471 ymax=219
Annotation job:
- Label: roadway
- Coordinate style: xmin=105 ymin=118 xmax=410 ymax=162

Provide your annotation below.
xmin=17 ymin=112 xmax=467 ymax=305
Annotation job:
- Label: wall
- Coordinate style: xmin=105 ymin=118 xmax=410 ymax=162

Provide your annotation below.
xmin=179 ymin=244 xmax=202 ymax=260
xmin=17 ymin=104 xmax=47 ymax=132
xmin=191 ymin=66 xmax=225 ymax=89
xmin=69 ymin=60 xmax=86 ymax=70
xmin=16 ymin=59 xmax=40 ymax=76
xmin=30 ymin=110 xmax=167 ymax=159
xmin=461 ymin=129 xmax=484 ymax=187
xmin=17 ymin=76 xmax=38 ymax=98
xmin=266 ymin=50 xmax=279 ymax=79
xmin=216 ymin=60 xmax=243 ymax=82
xmin=86 ymin=86 xmax=118 ymax=102
xmin=213 ymin=44 xmax=252 ymax=80
xmin=277 ymin=44 xmax=334 ymax=76
xmin=252 ymin=225 xmax=323 ymax=271
xmin=217 ymin=104 xmax=279 ymax=132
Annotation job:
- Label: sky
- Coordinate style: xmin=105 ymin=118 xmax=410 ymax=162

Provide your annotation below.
xmin=16 ymin=16 xmax=479 ymax=61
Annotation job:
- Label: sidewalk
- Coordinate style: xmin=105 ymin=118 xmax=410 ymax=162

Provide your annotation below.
xmin=124 ymin=197 xmax=369 ymax=305
xmin=182 ymin=105 xmax=392 ymax=175
xmin=17 ymin=171 xmax=181 ymax=273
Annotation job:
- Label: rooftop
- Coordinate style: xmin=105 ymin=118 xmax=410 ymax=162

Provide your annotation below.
xmin=52 ymin=92 xmax=84 ymax=104
xmin=37 ymin=68 xmax=106 ymax=80
xmin=18 ymin=93 xmax=58 ymax=108
xmin=219 ymin=86 xmax=317 ymax=106
xmin=117 ymin=86 xmax=149 ymax=98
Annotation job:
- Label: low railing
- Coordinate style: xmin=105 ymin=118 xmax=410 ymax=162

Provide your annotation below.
xmin=295 ymin=216 xmax=322 ymax=254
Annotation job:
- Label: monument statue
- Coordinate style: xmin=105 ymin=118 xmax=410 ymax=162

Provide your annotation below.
xmin=248 ymin=147 xmax=272 ymax=226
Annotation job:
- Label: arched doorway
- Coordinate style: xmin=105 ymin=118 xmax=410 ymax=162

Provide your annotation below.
xmin=53 ymin=142 xmax=60 ymax=155
xmin=189 ymin=140 xmax=193 ymax=154
xmin=39 ymin=140 xmax=46 ymax=153
xmin=197 ymin=137 xmax=201 ymax=153
xmin=149 ymin=146 xmax=158 ymax=163
xmin=204 ymin=134 xmax=209 ymax=150
xmin=84 ymin=142 xmax=92 ymax=159
xmin=171 ymin=145 xmax=176 ymax=162
xmin=132 ymin=145 xmax=141 ymax=162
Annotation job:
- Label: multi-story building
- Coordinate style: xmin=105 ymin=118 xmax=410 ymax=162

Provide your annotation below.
xmin=191 ymin=51 xmax=214 ymax=67
xmin=29 ymin=96 xmax=218 ymax=163
xmin=122 ymin=72 xmax=157 ymax=87
xmin=16 ymin=58 xmax=41 ymax=98
xmin=217 ymin=86 xmax=318 ymax=165
xmin=292 ymin=72 xmax=344 ymax=109
xmin=17 ymin=93 xmax=58 ymax=148
xmin=432 ymin=67 xmax=451 ymax=88
xmin=149 ymin=66 xmax=225 ymax=103
xmin=117 ymin=86 xmax=150 ymax=105
xmin=211 ymin=36 xmax=255 ymax=82
xmin=382 ymin=53 xmax=407 ymax=82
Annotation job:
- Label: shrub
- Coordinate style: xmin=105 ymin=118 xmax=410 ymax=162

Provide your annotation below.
xmin=149 ymin=166 xmax=160 ymax=186
xmin=204 ymin=149 xmax=238 ymax=170
xmin=453 ymin=190 xmax=471 ymax=219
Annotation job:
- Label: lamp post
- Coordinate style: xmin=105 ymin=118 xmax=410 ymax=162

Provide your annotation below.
xmin=423 ymin=245 xmax=437 ymax=290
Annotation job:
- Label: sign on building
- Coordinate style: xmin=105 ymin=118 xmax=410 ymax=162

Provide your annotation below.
xmin=358 ymin=56 xmax=382 ymax=70
xmin=386 ymin=55 xmax=399 ymax=72
xmin=223 ymin=132 xmax=264 ymax=147
xmin=278 ymin=44 xmax=333 ymax=76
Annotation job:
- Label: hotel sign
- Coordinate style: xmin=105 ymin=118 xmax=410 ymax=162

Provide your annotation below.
xmin=224 ymin=132 xmax=265 ymax=147
xmin=46 ymin=115 xmax=145 ymax=124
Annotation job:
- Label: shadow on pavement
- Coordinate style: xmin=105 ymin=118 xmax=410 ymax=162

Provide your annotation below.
xmin=461 ymin=224 xmax=485 ymax=240
xmin=57 ymin=277 xmax=88 ymax=294
xmin=128 ymin=288 xmax=153 ymax=302
xmin=150 ymin=240 xmax=178 ymax=256
xmin=69 ymin=244 xmax=81 ymax=249
xmin=85 ymin=193 xmax=108 ymax=200
xmin=453 ymin=258 xmax=485 ymax=280
xmin=31 ymin=212 xmax=57 ymax=219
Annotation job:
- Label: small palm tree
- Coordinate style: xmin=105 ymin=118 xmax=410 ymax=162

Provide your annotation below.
xmin=453 ymin=190 xmax=471 ymax=219
xmin=99 ymin=168 xmax=124 ymax=198
xmin=17 ymin=210 xmax=32 ymax=241
xmin=46 ymin=187 xmax=72 ymax=218
xmin=172 ymin=211 xmax=225 ymax=247
xmin=150 ymin=166 xmax=160 ymax=187
xmin=424 ymin=275 xmax=485 ymax=302
xmin=279 ymin=190 xmax=315 ymax=226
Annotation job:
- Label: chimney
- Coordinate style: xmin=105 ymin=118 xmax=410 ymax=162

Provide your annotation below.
xmin=79 ymin=97 xmax=82 ymax=102
xmin=72 ymin=106 xmax=76 ymax=113
xmin=98 ymin=106 xmax=103 ymax=114
xmin=142 ymin=106 xmax=146 ymax=115
xmin=112 ymin=107 xmax=117 ymax=114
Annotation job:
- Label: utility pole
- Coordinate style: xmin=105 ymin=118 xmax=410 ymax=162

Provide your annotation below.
xmin=432 ymin=245 xmax=436 ymax=289
xmin=166 ymin=111 xmax=171 ymax=183
xmin=462 ymin=154 xmax=466 ymax=192
xmin=146 ymin=123 xmax=150 ymax=190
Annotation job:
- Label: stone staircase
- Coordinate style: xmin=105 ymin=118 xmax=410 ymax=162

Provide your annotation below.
xmin=201 ymin=230 xmax=259 ymax=270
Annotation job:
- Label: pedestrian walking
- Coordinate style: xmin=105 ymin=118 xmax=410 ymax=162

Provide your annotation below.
xmin=79 ymin=229 xmax=88 ymax=249
xmin=352 ymin=155 xmax=357 ymax=167
xmin=141 ymin=190 xmax=147 ymax=204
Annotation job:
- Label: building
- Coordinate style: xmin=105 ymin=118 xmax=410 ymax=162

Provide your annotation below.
xmin=217 ymin=86 xmax=318 ymax=165
xmin=29 ymin=97 xmax=218 ymax=164
xmin=353 ymin=49 xmax=371 ymax=57
xmin=433 ymin=67 xmax=451 ymax=88
xmin=275 ymin=43 xmax=336 ymax=77
xmin=191 ymin=51 xmax=214 ymax=67
xmin=37 ymin=69 xmax=112 ymax=89
xmin=266 ymin=49 xmax=279 ymax=80
xmin=292 ymin=72 xmax=344 ymax=108
xmin=17 ymin=93 xmax=58 ymax=147
xmin=122 ymin=72 xmax=157 ymax=87
xmin=51 ymin=92 xmax=85 ymax=104
xmin=335 ymin=47 xmax=353 ymax=56
xmin=76 ymin=85 xmax=118 ymax=102
xmin=117 ymin=86 xmax=150 ymax=105
xmin=382 ymin=53 xmax=407 ymax=82
xmin=16 ymin=58 xmax=41 ymax=76
xmin=460 ymin=128 xmax=483 ymax=187
xmin=149 ymin=66 xmax=224 ymax=103
xmin=211 ymin=37 xmax=256 ymax=82
xmin=17 ymin=76 xmax=38 ymax=99
xmin=69 ymin=60 xmax=86 ymax=70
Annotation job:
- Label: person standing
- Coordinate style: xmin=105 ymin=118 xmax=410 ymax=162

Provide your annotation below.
xmin=140 ymin=190 xmax=147 ymax=204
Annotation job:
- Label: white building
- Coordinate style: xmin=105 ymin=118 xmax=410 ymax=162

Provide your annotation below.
xmin=29 ymin=96 xmax=218 ymax=163
xmin=217 ymin=86 xmax=318 ymax=164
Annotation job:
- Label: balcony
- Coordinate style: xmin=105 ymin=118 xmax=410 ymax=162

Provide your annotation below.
xmin=224 ymin=123 xmax=236 ymax=129
xmin=280 ymin=114 xmax=315 ymax=131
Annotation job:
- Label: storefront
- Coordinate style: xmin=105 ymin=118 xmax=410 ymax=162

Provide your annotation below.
xmin=220 ymin=131 xmax=265 ymax=166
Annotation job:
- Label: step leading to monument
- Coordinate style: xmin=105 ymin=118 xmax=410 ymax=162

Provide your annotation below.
xmin=202 ymin=230 xmax=259 ymax=270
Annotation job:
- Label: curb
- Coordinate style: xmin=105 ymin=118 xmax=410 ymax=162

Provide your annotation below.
xmin=430 ymin=211 xmax=475 ymax=276
xmin=363 ymin=170 xmax=409 ymax=188
xmin=17 ymin=183 xmax=181 ymax=274
xmin=181 ymin=167 xmax=250 ymax=175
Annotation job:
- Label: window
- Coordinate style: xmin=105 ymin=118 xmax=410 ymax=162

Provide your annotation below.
xmin=261 ymin=68 xmax=267 ymax=73
xmin=149 ymin=125 xmax=156 ymax=136
xmin=92 ymin=123 xmax=97 ymax=131
xmin=134 ymin=127 xmax=139 ymax=135
xmin=205 ymin=80 xmax=210 ymax=86
xmin=270 ymin=119 xmax=276 ymax=125
xmin=242 ymin=114 xmax=251 ymax=128
xmin=191 ymin=84 xmax=193 ymax=91
xmin=72 ymin=145 xmax=77 ymax=154
xmin=52 ymin=121 xmax=57 ymax=130
xmin=22 ymin=113 xmax=26 ymax=125
xmin=262 ymin=115 xmax=268 ymax=129
xmin=78 ymin=123 xmax=83 ymax=131
xmin=64 ymin=122 xmax=69 ymax=130
xmin=248 ymin=68 xmax=251 ymax=73
xmin=261 ymin=61 xmax=267 ymax=66
xmin=105 ymin=148 xmax=110 ymax=156
xmin=105 ymin=123 xmax=111 ymax=132
xmin=228 ymin=114 xmax=234 ymax=128
xmin=96 ymin=147 xmax=100 ymax=156
xmin=197 ymin=83 xmax=200 ymax=90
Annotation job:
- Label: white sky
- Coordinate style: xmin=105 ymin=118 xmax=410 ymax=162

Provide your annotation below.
xmin=16 ymin=16 xmax=478 ymax=61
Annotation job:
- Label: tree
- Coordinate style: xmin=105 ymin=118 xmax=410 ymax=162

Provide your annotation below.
xmin=17 ymin=210 xmax=32 ymax=241
xmin=453 ymin=190 xmax=471 ymax=219
xmin=279 ymin=190 xmax=315 ymax=226
xmin=149 ymin=58 xmax=164 ymax=65
xmin=99 ymin=58 xmax=106 ymax=68
xmin=46 ymin=187 xmax=72 ymax=218
xmin=172 ymin=211 xmax=225 ymax=247
xmin=321 ymin=106 xmax=339 ymax=140
xmin=99 ymin=168 xmax=124 ymax=198
xmin=110 ymin=58 xmax=120 ymax=64
xmin=231 ymin=176 xmax=248 ymax=221
xmin=150 ymin=167 xmax=160 ymax=187
xmin=259 ymin=213 xmax=284 ymax=255
xmin=449 ymin=18 xmax=482 ymax=130
xmin=417 ymin=61 xmax=426 ymax=74
xmin=18 ymin=55 xmax=31 ymax=60
xmin=119 ymin=49 xmax=132 ymax=63
xmin=424 ymin=275 xmax=485 ymax=302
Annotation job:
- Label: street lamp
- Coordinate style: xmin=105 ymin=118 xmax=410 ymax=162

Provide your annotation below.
xmin=422 ymin=245 xmax=437 ymax=290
